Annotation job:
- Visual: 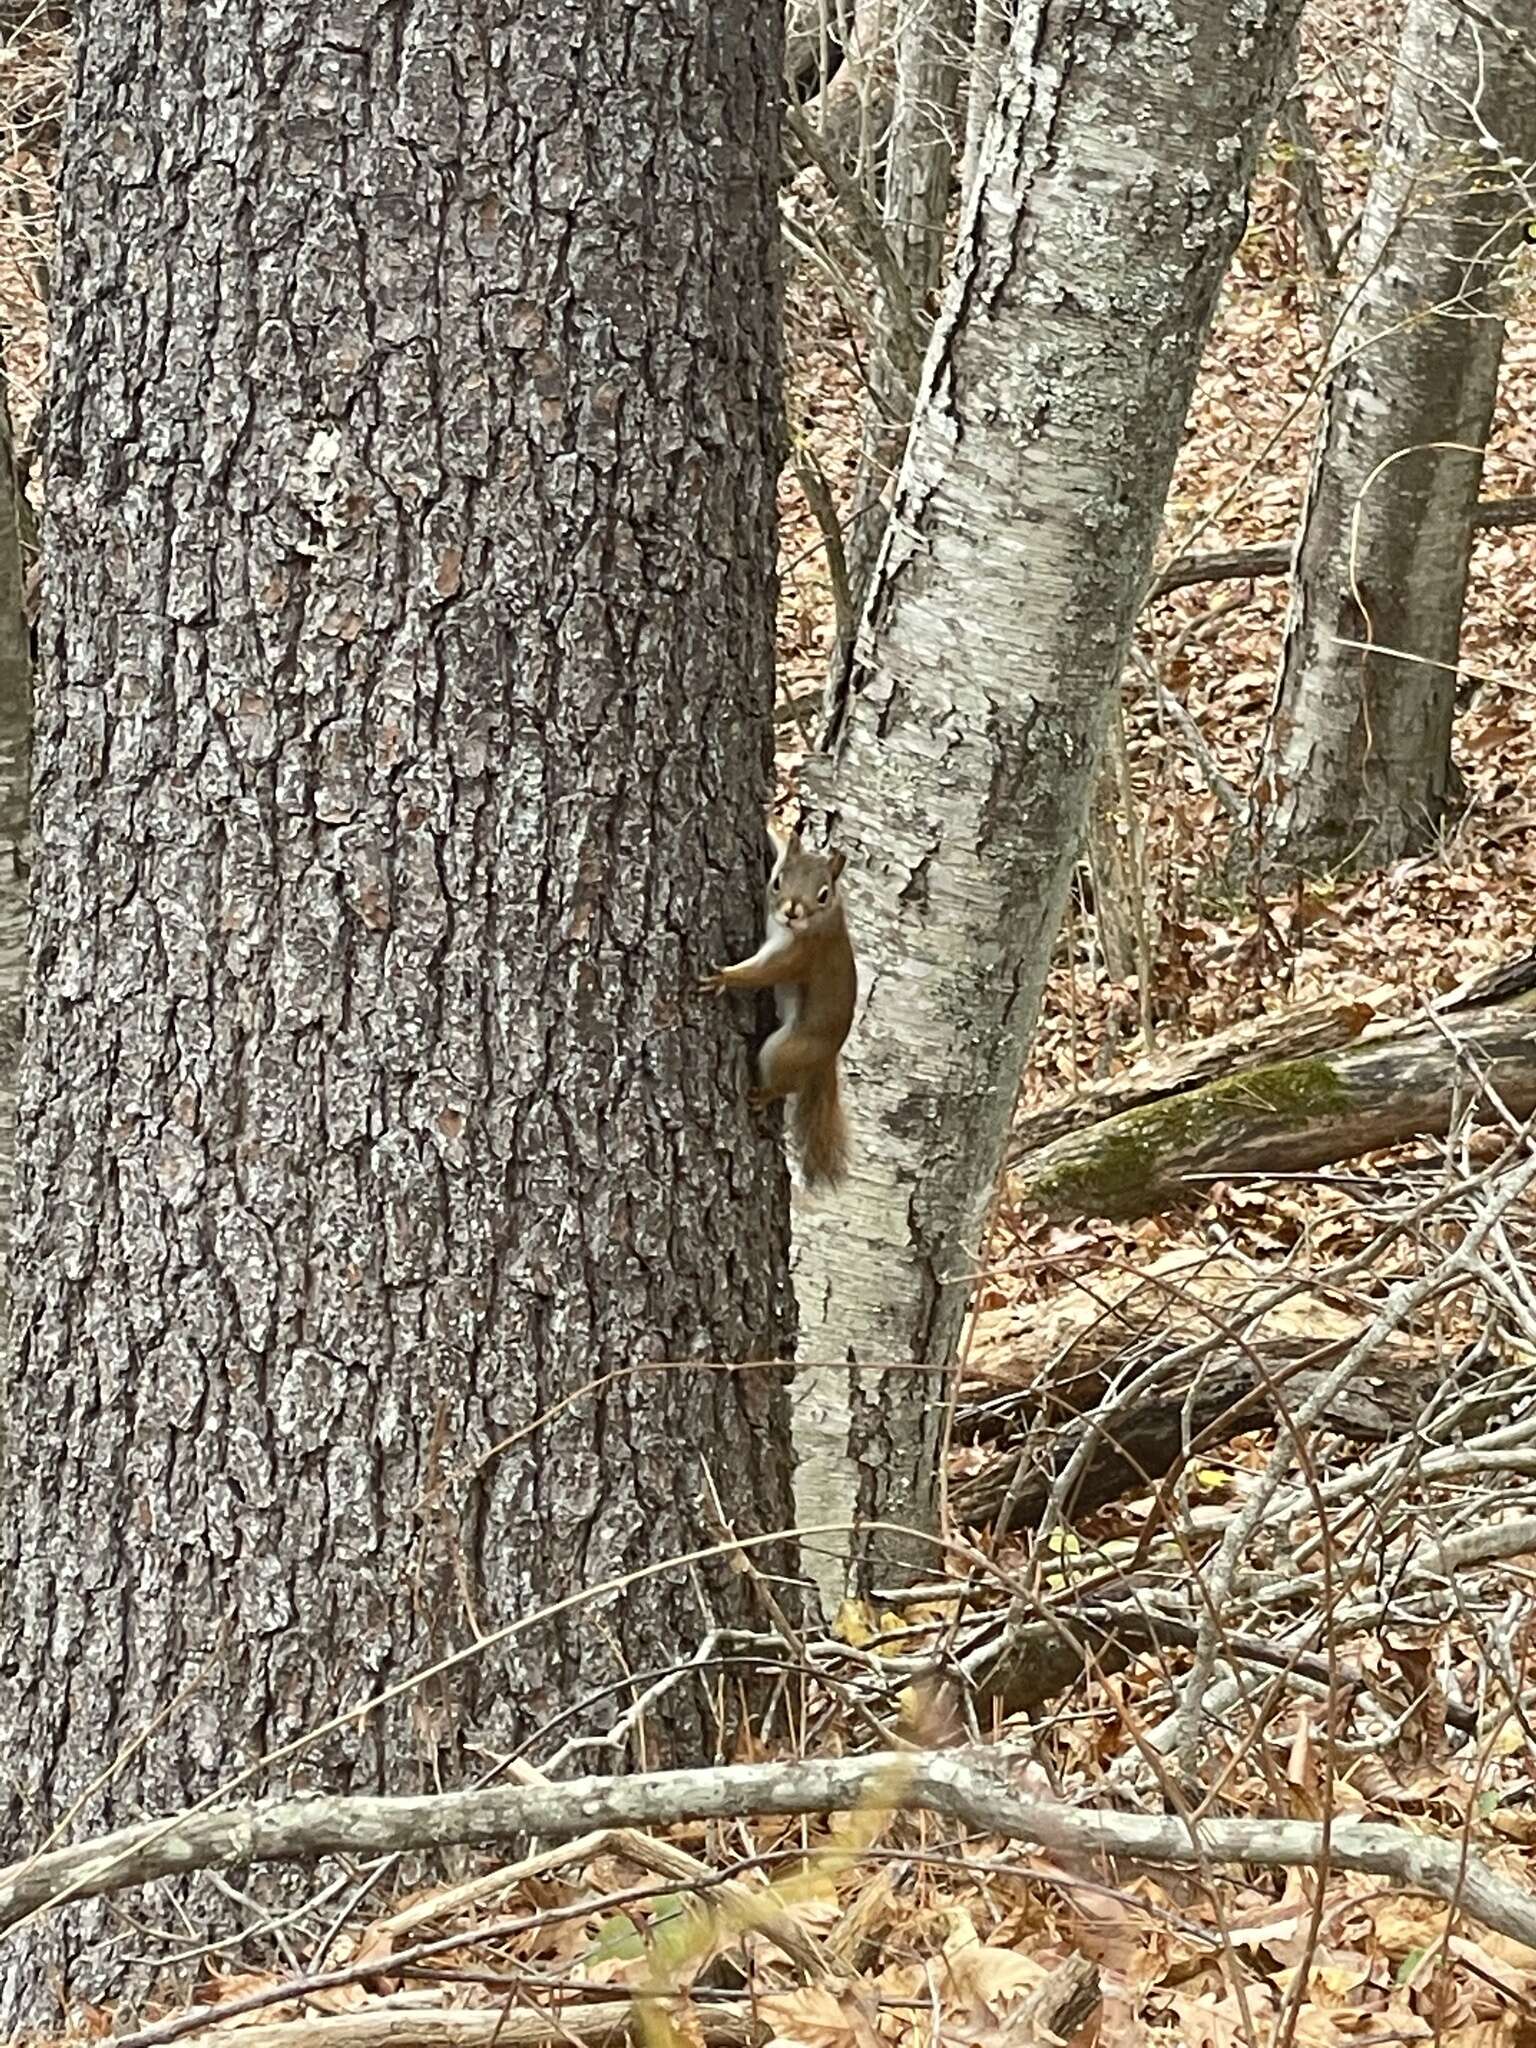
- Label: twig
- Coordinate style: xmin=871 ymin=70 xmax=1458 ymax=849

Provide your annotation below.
xmin=783 ymin=101 xmax=917 ymax=351
xmin=1167 ymin=1143 xmax=1536 ymax=1770
xmin=1275 ymin=94 xmax=1338 ymax=319
xmin=790 ymin=439 xmax=855 ymax=677
xmin=1153 ymin=682 xmax=1244 ymax=821
xmin=1147 ymin=495 xmax=1536 ymax=600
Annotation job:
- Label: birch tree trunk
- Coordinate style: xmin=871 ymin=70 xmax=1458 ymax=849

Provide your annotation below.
xmin=0 ymin=0 xmax=793 ymax=2021
xmin=791 ymin=0 xmax=1301 ymax=1612
xmin=835 ymin=0 xmax=965 ymax=651
xmin=1257 ymin=0 xmax=1536 ymax=877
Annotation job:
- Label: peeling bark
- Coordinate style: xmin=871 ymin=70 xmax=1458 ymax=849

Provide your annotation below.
xmin=834 ymin=0 xmax=966 ymax=644
xmin=1258 ymin=0 xmax=1536 ymax=876
xmin=0 ymin=0 xmax=794 ymax=2022
xmin=791 ymin=0 xmax=1302 ymax=1610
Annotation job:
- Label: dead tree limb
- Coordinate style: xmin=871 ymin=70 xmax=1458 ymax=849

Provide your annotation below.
xmin=8 ymin=1752 xmax=1536 ymax=1955
xmin=134 ymin=2006 xmax=754 ymax=2048
xmin=952 ymin=1338 xmax=1441 ymax=1531
xmin=1148 ymin=493 xmax=1536 ymax=601
xmin=1010 ymin=992 xmax=1380 ymax=1161
xmin=1011 ymin=1002 xmax=1536 ymax=1222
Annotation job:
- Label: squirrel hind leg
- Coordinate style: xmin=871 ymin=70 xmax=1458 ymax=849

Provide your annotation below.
xmin=757 ymin=1021 xmax=804 ymax=1095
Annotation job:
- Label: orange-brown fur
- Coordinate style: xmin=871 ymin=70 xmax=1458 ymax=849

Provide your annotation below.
xmin=700 ymin=831 xmax=857 ymax=1189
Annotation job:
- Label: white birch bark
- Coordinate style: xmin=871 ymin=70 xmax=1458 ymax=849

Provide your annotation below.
xmin=1259 ymin=0 xmax=1536 ymax=876
xmin=792 ymin=0 xmax=1302 ymax=1613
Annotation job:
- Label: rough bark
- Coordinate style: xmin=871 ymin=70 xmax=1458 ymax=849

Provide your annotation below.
xmin=1258 ymin=0 xmax=1536 ymax=877
xmin=0 ymin=0 xmax=794 ymax=2023
xmin=791 ymin=0 xmax=1302 ymax=1610
xmin=1013 ymin=1001 xmax=1536 ymax=1222
xmin=0 ymin=348 xmax=30 ymax=1294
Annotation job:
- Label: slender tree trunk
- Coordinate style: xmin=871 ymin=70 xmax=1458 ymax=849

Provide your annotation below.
xmin=791 ymin=0 xmax=1301 ymax=1611
xmin=1257 ymin=0 xmax=1536 ymax=877
xmin=0 ymin=0 xmax=793 ymax=2022
xmin=835 ymin=0 xmax=964 ymax=658
xmin=959 ymin=0 xmax=1009 ymax=201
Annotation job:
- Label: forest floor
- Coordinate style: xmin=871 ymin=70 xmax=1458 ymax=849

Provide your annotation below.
xmin=7 ymin=1 xmax=1536 ymax=2043
xmin=764 ymin=3 xmax=1536 ymax=2043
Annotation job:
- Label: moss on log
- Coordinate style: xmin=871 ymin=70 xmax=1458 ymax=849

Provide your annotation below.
xmin=1014 ymin=1001 xmax=1536 ymax=1221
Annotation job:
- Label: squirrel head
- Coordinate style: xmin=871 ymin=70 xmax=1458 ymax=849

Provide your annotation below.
xmin=768 ymin=829 xmax=847 ymax=936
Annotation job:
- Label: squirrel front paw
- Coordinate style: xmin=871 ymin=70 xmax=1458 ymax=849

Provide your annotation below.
xmin=698 ymin=969 xmax=727 ymax=994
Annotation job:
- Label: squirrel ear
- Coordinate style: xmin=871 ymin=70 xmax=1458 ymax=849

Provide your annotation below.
xmin=827 ymin=849 xmax=846 ymax=881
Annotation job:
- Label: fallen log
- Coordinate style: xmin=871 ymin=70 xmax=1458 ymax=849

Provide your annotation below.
xmin=1010 ymin=1000 xmax=1536 ymax=1222
xmin=1009 ymin=991 xmax=1380 ymax=1162
xmin=951 ymin=1336 xmax=1441 ymax=1531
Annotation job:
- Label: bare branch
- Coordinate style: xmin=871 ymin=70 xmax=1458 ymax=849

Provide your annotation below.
xmin=9 ymin=1750 xmax=1536 ymax=1955
xmin=1147 ymin=494 xmax=1536 ymax=601
xmin=783 ymin=101 xmax=918 ymax=347
xmin=128 ymin=2002 xmax=754 ymax=2048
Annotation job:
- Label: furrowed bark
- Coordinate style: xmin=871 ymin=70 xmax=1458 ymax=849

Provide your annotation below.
xmin=0 ymin=346 xmax=30 ymax=1303
xmin=0 ymin=0 xmax=794 ymax=2021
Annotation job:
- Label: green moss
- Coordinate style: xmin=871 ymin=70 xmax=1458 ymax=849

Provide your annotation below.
xmin=1026 ymin=1054 xmax=1356 ymax=1219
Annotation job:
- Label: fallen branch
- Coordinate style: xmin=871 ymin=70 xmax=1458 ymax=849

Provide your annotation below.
xmin=952 ymin=1336 xmax=1442 ymax=1530
xmin=127 ymin=2004 xmax=754 ymax=2048
xmin=1011 ymin=1001 xmax=1536 ymax=1221
xmin=1009 ymin=991 xmax=1381 ymax=1164
xmin=11 ymin=1751 xmax=1536 ymax=1955
xmin=1148 ymin=493 xmax=1536 ymax=600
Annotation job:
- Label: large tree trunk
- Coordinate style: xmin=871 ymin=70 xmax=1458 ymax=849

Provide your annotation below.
xmin=790 ymin=0 xmax=1302 ymax=1612
xmin=1256 ymin=0 xmax=1536 ymax=877
xmin=0 ymin=349 xmax=30 ymax=1277
xmin=0 ymin=0 xmax=794 ymax=2023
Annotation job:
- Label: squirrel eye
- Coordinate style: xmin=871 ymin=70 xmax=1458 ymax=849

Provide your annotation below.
xmin=771 ymin=877 xmax=781 ymax=893
xmin=817 ymin=886 xmax=830 ymax=904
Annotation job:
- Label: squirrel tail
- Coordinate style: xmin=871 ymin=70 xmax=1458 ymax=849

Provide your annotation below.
xmin=793 ymin=1066 xmax=850 ymax=1190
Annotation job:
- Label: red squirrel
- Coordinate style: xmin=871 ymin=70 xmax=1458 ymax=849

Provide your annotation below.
xmin=699 ymin=827 xmax=858 ymax=1189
